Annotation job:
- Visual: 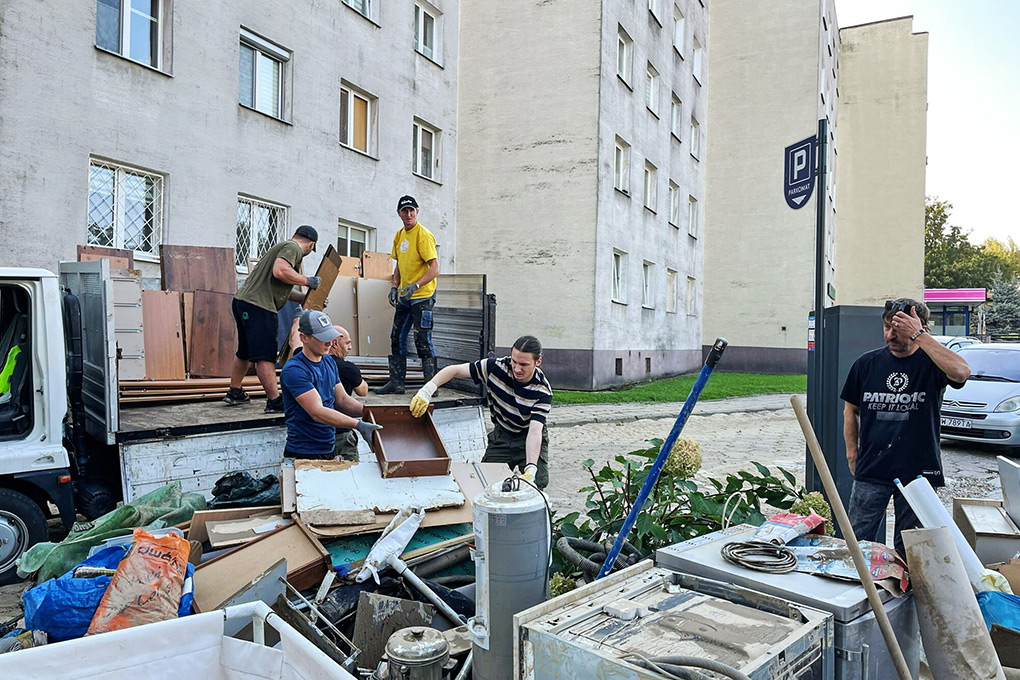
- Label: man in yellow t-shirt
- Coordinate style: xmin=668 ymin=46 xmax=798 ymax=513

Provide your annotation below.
xmin=374 ymin=195 xmax=440 ymax=394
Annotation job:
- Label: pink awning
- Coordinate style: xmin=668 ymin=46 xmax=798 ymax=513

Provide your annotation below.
xmin=924 ymin=288 xmax=987 ymax=303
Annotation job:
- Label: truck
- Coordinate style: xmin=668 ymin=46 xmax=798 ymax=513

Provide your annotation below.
xmin=0 ymin=261 xmax=495 ymax=583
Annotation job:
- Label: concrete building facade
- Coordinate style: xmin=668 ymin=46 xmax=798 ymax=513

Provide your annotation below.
xmin=0 ymin=0 xmax=459 ymax=279
xmin=701 ymin=0 xmax=839 ymax=373
xmin=457 ymin=0 xmax=709 ymax=389
xmin=834 ymin=17 xmax=928 ymax=306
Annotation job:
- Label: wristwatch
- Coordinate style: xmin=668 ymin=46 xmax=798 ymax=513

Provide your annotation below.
xmin=910 ymin=328 xmax=926 ymax=341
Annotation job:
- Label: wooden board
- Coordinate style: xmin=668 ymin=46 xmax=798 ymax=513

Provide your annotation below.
xmin=302 ymin=244 xmax=341 ymax=311
xmin=323 ymin=276 xmax=359 ymax=355
xmin=181 ymin=292 xmax=194 ymax=374
xmin=141 ymin=290 xmax=185 ymax=380
xmin=366 ymin=405 xmax=451 ymax=478
xmin=160 ymin=245 xmax=237 ymax=294
xmin=78 ymin=245 xmax=134 ymax=269
xmin=339 ymin=255 xmax=361 ymax=278
xmin=189 ymin=290 xmax=236 ymax=378
xmin=361 ymin=251 xmax=393 ymax=280
xmin=357 ymin=278 xmax=396 ymax=357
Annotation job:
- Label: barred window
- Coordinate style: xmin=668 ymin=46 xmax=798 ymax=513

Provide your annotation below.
xmin=87 ymin=159 xmax=164 ymax=256
xmin=236 ymin=196 xmax=287 ymax=269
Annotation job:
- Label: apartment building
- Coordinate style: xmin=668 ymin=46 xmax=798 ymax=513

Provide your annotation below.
xmin=0 ymin=0 xmax=459 ymax=278
xmin=457 ymin=0 xmax=709 ymax=389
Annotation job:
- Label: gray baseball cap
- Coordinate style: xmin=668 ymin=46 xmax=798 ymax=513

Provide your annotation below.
xmin=298 ymin=310 xmax=341 ymax=342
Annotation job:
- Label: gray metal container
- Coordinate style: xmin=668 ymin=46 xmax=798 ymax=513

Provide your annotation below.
xmin=470 ymin=481 xmax=549 ymax=680
xmin=655 ymin=525 xmax=920 ymax=680
xmin=384 ymin=626 xmax=450 ymax=680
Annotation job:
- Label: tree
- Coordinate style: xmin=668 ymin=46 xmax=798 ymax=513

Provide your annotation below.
xmin=924 ymin=197 xmax=1000 ymax=289
xmin=981 ymin=237 xmax=1020 ymax=282
xmin=986 ymin=274 xmax=1020 ymax=336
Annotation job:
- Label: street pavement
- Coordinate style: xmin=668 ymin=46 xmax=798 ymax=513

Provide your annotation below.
xmin=547 ymin=393 xmax=803 ymax=428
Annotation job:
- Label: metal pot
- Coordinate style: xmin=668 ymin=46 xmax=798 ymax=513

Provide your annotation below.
xmin=384 ymin=626 xmax=450 ymax=680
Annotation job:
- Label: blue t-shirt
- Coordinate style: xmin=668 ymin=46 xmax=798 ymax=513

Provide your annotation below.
xmin=281 ymin=351 xmax=340 ymax=455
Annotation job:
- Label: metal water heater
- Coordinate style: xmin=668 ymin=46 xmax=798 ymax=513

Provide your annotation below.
xmin=470 ymin=480 xmax=550 ymax=680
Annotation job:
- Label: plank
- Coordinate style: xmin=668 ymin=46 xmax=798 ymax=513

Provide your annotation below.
xmin=141 ymin=290 xmax=185 ymax=380
xmin=189 ymin=290 xmax=236 ymax=378
xmin=323 ymin=276 xmax=359 ymax=354
xmin=78 ymin=245 xmax=134 ymax=269
xmin=160 ymin=245 xmax=237 ymax=294
xmin=361 ymin=251 xmax=393 ymax=280
xmin=339 ymin=255 xmax=361 ymax=278
xmin=181 ymin=292 xmax=194 ymax=374
xmin=357 ymin=278 xmax=396 ymax=357
xmin=303 ymin=244 xmax=341 ymax=311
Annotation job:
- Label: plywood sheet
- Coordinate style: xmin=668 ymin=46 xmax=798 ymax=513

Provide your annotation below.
xmin=357 ymin=278 xmax=395 ymax=357
xmin=339 ymin=255 xmax=361 ymax=278
xmin=301 ymin=244 xmax=341 ymax=311
xmin=78 ymin=245 xmax=134 ymax=269
xmin=160 ymin=245 xmax=236 ymax=294
xmin=113 ymin=272 xmax=145 ymax=381
xmin=181 ymin=292 xmax=194 ymax=373
xmin=189 ymin=290 xmax=236 ymax=378
xmin=323 ymin=276 xmax=358 ymax=354
xmin=361 ymin=251 xmax=393 ymax=280
xmin=141 ymin=290 xmax=185 ymax=380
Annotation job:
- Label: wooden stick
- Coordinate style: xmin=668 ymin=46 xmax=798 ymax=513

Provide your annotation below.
xmin=791 ymin=396 xmax=913 ymax=680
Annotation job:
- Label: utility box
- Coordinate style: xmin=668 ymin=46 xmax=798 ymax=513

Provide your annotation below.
xmin=656 ymin=526 xmax=920 ymax=680
xmin=514 ymin=561 xmax=833 ymax=680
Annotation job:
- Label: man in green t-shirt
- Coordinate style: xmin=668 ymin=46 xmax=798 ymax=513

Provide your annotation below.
xmin=225 ymin=225 xmax=320 ymax=412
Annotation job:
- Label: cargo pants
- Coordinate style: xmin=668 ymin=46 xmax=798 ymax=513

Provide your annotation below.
xmin=481 ymin=426 xmax=549 ymax=489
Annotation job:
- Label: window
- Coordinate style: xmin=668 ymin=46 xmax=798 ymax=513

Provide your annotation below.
xmin=645 ymin=62 xmax=659 ymax=114
xmin=340 ymin=84 xmax=375 ymax=154
xmin=236 ymin=196 xmax=287 ymax=270
xmin=239 ymin=29 xmax=289 ymax=120
xmin=343 ymin=0 xmax=372 ymax=19
xmin=670 ymin=93 xmax=682 ymax=139
xmin=668 ymin=181 xmax=680 ymax=225
xmin=612 ymin=250 xmax=626 ymax=303
xmin=687 ymin=276 xmax=697 ymax=315
xmin=96 ymin=0 xmax=164 ymax=69
xmin=87 ymin=159 xmax=164 ymax=257
xmin=688 ymin=195 xmax=699 ymax=237
xmin=617 ymin=27 xmax=633 ymax=83
xmin=690 ymin=116 xmax=700 ymax=158
xmin=338 ymin=222 xmax=371 ymax=258
xmin=666 ymin=269 xmax=678 ymax=313
xmin=643 ymin=162 xmax=657 ymax=211
xmin=414 ymin=3 xmax=440 ymax=62
xmin=413 ymin=120 xmax=440 ymax=181
xmin=642 ymin=262 xmax=654 ymax=308
xmin=673 ymin=6 xmax=685 ymax=55
xmin=648 ymin=0 xmax=661 ymax=21
xmin=692 ymin=38 xmax=704 ymax=83
xmin=614 ymin=138 xmax=631 ymax=193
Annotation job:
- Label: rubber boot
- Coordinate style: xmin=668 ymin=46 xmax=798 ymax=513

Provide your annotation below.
xmin=373 ymin=355 xmax=406 ymax=394
xmin=421 ymin=356 xmax=438 ymax=398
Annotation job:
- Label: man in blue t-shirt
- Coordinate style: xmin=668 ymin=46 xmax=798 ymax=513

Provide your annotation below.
xmin=281 ymin=310 xmax=382 ymax=459
xmin=841 ymin=298 xmax=969 ymax=557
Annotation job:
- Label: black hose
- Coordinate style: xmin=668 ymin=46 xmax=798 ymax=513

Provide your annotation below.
xmin=431 ymin=574 xmax=475 ymax=587
xmin=720 ymin=541 xmax=797 ymax=574
xmin=649 ymin=656 xmax=753 ymax=680
xmin=556 ymin=536 xmax=643 ymax=578
xmin=625 ymin=656 xmax=712 ymax=680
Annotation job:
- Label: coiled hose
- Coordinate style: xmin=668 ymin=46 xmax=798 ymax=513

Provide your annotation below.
xmin=624 ymin=654 xmax=753 ymax=680
xmin=556 ymin=537 xmax=642 ymax=580
xmin=720 ymin=540 xmax=797 ymax=574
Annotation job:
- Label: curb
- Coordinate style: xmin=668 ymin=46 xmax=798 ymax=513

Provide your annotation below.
xmin=546 ymin=393 xmax=804 ymax=428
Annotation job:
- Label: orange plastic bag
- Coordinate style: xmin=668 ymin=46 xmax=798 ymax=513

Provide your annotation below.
xmin=86 ymin=528 xmax=190 ymax=635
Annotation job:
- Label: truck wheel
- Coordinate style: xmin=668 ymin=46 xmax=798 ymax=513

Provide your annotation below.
xmin=76 ymin=481 xmax=116 ymax=521
xmin=0 ymin=489 xmax=47 ymax=585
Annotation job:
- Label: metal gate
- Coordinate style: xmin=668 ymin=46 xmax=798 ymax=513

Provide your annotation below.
xmin=433 ymin=274 xmax=495 ymax=395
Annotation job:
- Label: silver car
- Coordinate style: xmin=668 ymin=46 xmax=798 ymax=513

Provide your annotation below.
xmin=932 ymin=335 xmax=982 ymax=352
xmin=940 ymin=343 xmax=1020 ymax=451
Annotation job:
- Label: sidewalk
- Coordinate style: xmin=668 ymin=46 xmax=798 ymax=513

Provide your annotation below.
xmin=546 ymin=392 xmax=805 ymax=428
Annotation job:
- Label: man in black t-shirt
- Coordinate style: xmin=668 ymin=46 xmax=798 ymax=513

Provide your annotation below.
xmin=328 ymin=325 xmax=367 ymax=460
xmin=841 ymin=298 xmax=969 ymax=557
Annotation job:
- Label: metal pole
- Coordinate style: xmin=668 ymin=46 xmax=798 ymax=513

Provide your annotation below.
xmin=808 ymin=118 xmax=828 ymax=490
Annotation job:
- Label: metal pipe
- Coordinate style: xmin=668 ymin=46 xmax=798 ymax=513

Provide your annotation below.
xmin=389 ymin=555 xmax=466 ymax=625
xmin=454 ymin=650 xmax=473 ymax=680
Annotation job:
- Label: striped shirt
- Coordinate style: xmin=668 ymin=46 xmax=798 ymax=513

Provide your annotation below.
xmin=470 ymin=357 xmax=552 ymax=434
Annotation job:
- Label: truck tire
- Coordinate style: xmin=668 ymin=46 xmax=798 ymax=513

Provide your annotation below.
xmin=76 ymin=481 xmax=116 ymax=521
xmin=0 ymin=488 xmax=47 ymax=585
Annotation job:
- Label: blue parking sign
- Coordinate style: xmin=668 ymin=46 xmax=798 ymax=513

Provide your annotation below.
xmin=784 ymin=136 xmax=817 ymax=209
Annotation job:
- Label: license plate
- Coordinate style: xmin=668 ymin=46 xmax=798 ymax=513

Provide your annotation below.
xmin=941 ymin=417 xmax=972 ymax=429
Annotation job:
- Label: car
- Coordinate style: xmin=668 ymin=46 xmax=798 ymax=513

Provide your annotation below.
xmin=940 ymin=343 xmax=1020 ymax=451
xmin=932 ymin=335 xmax=982 ymax=352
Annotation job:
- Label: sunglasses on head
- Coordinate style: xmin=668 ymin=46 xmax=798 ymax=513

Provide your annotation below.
xmin=885 ymin=300 xmax=913 ymax=315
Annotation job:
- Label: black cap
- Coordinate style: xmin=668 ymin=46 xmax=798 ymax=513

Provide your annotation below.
xmin=294 ymin=225 xmax=318 ymax=251
xmin=397 ymin=195 xmax=419 ymax=211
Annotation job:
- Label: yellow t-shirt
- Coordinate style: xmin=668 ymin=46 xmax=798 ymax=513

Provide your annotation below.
xmin=391 ymin=222 xmax=438 ymax=300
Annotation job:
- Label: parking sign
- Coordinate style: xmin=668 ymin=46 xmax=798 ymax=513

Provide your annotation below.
xmin=784 ymin=135 xmax=817 ymax=209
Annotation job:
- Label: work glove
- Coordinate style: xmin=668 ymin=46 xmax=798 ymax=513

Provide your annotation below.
xmin=410 ymin=381 xmax=438 ymax=418
xmin=306 ymin=275 xmax=321 ymax=290
xmin=388 ymin=286 xmax=399 ymax=307
xmin=399 ymin=283 xmax=419 ymax=300
xmin=521 ymin=464 xmax=538 ymax=484
xmin=354 ymin=420 xmax=383 ymax=442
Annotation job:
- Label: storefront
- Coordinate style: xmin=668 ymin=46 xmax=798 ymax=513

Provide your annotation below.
xmin=924 ymin=288 xmax=987 ymax=336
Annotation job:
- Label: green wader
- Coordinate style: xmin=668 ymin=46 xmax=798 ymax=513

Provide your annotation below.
xmin=481 ymin=426 xmax=549 ymax=489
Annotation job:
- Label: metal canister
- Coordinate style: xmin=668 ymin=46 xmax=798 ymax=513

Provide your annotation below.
xmin=384 ymin=626 xmax=450 ymax=680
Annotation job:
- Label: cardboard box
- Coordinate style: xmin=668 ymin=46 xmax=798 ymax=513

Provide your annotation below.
xmin=987 ymin=558 xmax=1020 ymax=594
xmin=188 ymin=506 xmax=283 ymax=545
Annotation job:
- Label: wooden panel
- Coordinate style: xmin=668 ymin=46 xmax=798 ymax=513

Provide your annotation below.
xmin=160 ymin=245 xmax=237 ymax=294
xmin=338 ymin=255 xmax=361 ymax=278
xmin=323 ymin=276 xmax=359 ymax=355
xmin=113 ymin=271 xmax=145 ymax=381
xmin=361 ymin=251 xmax=393 ymax=280
xmin=141 ymin=290 xmax=185 ymax=380
xmin=357 ymin=278 xmax=395 ymax=357
xmin=181 ymin=292 xmax=194 ymax=373
xmin=78 ymin=245 xmax=134 ymax=269
xmin=302 ymin=244 xmax=341 ymax=311
xmin=189 ymin=290 xmax=236 ymax=378
xmin=366 ymin=406 xmax=451 ymax=478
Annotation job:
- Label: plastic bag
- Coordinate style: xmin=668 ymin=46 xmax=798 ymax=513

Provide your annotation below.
xmin=978 ymin=590 xmax=1020 ymax=632
xmin=751 ymin=512 xmax=827 ymax=545
xmin=86 ymin=528 xmax=190 ymax=635
xmin=356 ymin=508 xmax=425 ymax=584
xmin=209 ymin=472 xmax=280 ymax=508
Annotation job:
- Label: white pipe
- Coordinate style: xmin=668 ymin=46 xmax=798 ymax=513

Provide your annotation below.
xmin=902 ymin=527 xmax=1005 ymax=680
xmin=389 ymin=555 xmax=466 ymax=625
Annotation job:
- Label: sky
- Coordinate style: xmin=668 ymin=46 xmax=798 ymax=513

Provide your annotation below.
xmin=835 ymin=0 xmax=1019 ymax=245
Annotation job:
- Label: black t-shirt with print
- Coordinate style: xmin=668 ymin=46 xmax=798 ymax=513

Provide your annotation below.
xmin=841 ymin=346 xmax=965 ymax=488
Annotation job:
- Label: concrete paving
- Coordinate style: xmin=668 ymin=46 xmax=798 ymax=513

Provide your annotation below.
xmin=547 ymin=393 xmax=805 ymax=428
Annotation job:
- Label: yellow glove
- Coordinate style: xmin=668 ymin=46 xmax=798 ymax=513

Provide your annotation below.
xmin=521 ymin=463 xmax=538 ymax=484
xmin=410 ymin=381 xmax=438 ymax=418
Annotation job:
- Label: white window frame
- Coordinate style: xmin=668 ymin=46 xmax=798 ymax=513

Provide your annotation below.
xmin=668 ymin=181 xmax=680 ymax=225
xmin=666 ymin=269 xmax=678 ymax=314
xmin=692 ymin=38 xmax=704 ymax=84
xmin=338 ymin=221 xmax=373 ymax=258
xmin=614 ymin=137 xmax=631 ymax=194
xmin=617 ymin=26 xmax=633 ymax=84
xmin=414 ymin=2 xmax=442 ymax=64
xmin=645 ymin=62 xmax=660 ymax=114
xmin=673 ymin=5 xmax=686 ymax=56
xmin=648 ymin=0 xmax=662 ymax=23
xmin=612 ymin=250 xmax=627 ymax=304
xmin=670 ymin=93 xmax=682 ymax=139
xmin=690 ymin=116 xmax=701 ymax=159
xmin=343 ymin=0 xmax=374 ymax=21
xmin=688 ymin=195 xmax=700 ymax=238
xmin=643 ymin=162 xmax=657 ymax=211
xmin=413 ymin=119 xmax=441 ymax=181
xmin=236 ymin=195 xmax=288 ymax=271
xmin=87 ymin=158 xmax=165 ymax=260
xmin=95 ymin=0 xmax=165 ymax=70
xmin=642 ymin=261 xmax=654 ymax=309
xmin=686 ymin=276 xmax=697 ymax=316
xmin=239 ymin=29 xmax=290 ymax=120
xmin=340 ymin=83 xmax=376 ymax=155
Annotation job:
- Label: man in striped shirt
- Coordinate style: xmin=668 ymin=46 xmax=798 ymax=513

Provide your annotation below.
xmin=409 ymin=336 xmax=552 ymax=488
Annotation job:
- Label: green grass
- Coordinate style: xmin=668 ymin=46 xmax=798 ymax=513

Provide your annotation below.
xmin=552 ymin=372 xmax=807 ymax=405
